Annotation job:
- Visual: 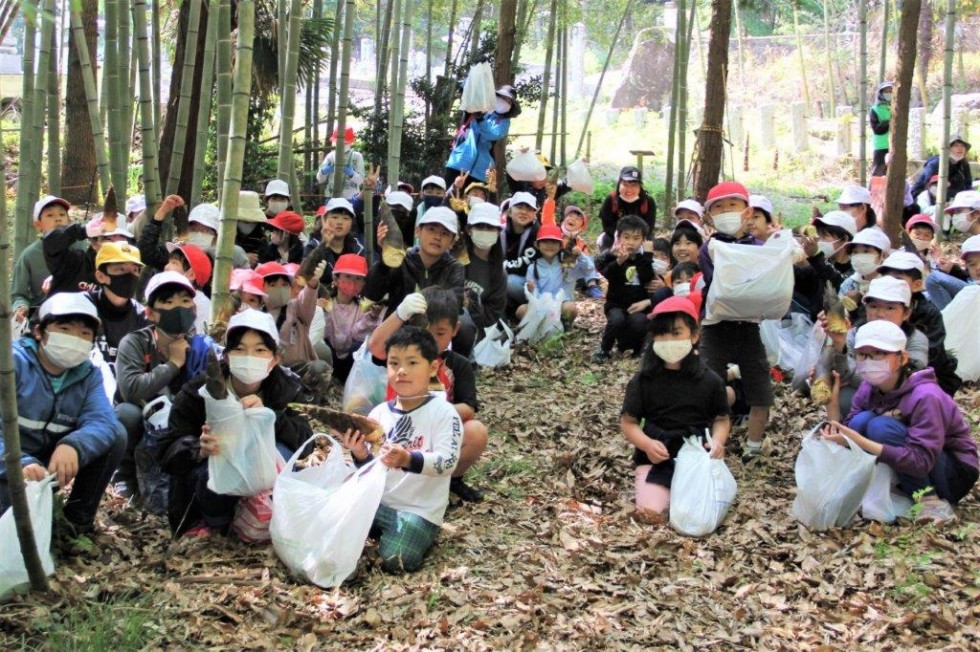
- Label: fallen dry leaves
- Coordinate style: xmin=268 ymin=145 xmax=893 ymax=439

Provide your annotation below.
xmin=2 ymin=300 xmax=980 ymax=649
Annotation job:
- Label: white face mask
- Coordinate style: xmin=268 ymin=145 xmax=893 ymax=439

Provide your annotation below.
xmin=238 ymin=221 xmax=258 ymax=234
xmin=881 ymin=92 xmax=893 ymax=103
xmin=267 ymin=200 xmax=289 ymax=215
xmin=652 ymin=339 xmax=693 ymax=364
xmin=228 ymin=355 xmax=272 ymax=385
xmin=712 ymin=211 xmax=743 ymax=236
xmin=851 ymin=252 xmax=880 ymax=277
xmin=950 ymin=153 xmax=964 ymax=163
xmin=266 ymin=286 xmax=290 ymax=309
xmin=652 ymin=258 xmax=669 ymax=275
xmin=42 ymin=331 xmax=93 ymax=369
xmin=911 ymin=237 xmax=932 ymax=252
xmin=817 ymin=240 xmax=839 ymax=258
xmin=470 ymin=230 xmax=499 ymax=250
xmin=856 ymin=358 xmax=896 ymax=386
xmin=467 ymin=196 xmax=485 ymax=208
xmin=953 ymin=213 xmax=975 ymax=233
xmin=673 ymin=282 xmax=691 ymax=297
xmin=494 ymin=98 xmax=512 ymax=115
xmin=187 ymin=231 xmax=215 ymax=249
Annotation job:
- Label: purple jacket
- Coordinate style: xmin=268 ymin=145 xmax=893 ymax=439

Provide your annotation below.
xmin=847 ymin=369 xmax=978 ymax=478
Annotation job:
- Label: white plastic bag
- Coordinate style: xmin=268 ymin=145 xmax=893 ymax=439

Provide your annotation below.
xmin=791 ymin=321 xmax=827 ymax=395
xmin=271 ymin=435 xmax=385 ymax=588
xmin=515 ymin=289 xmax=564 ymax=345
xmin=566 ymin=159 xmax=594 ymax=194
xmin=776 ymin=312 xmax=814 ymax=372
xmin=941 ymin=285 xmax=980 ymax=382
xmin=759 ymin=320 xmax=781 ymax=367
xmin=0 ymin=476 xmax=56 ymax=598
xmin=704 ymin=240 xmax=794 ymax=322
xmin=201 ymin=386 xmax=280 ymax=497
xmin=472 ymin=320 xmax=514 ymax=368
xmin=506 ymin=149 xmax=548 ymax=183
xmin=861 ymin=464 xmax=913 ymax=523
xmin=342 ymin=341 xmax=388 ymax=416
xmin=89 ymin=346 xmax=116 ymax=402
xmin=791 ymin=428 xmax=876 ymax=530
xmin=669 ymin=437 xmax=737 ymax=537
xmin=460 ymin=62 xmax=496 ymax=113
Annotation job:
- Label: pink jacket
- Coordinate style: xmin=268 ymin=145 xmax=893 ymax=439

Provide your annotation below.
xmin=323 ymin=300 xmax=380 ymax=358
xmin=271 ymin=284 xmax=318 ymax=368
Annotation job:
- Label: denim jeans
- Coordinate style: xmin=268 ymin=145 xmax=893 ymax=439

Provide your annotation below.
xmin=924 ymin=270 xmax=968 ymax=311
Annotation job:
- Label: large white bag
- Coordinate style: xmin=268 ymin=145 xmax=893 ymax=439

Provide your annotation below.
xmin=791 ymin=321 xmax=827 ymax=395
xmin=861 ymin=464 xmax=913 ymax=523
xmin=566 ymin=159 xmax=594 ymax=194
xmin=941 ymin=285 xmax=980 ymax=382
xmin=460 ymin=62 xmax=496 ymax=113
xmin=472 ymin=320 xmax=514 ymax=368
xmin=271 ymin=436 xmax=386 ymax=588
xmin=342 ymin=341 xmax=388 ymax=416
xmin=0 ymin=476 xmax=56 ymax=598
xmin=506 ymin=149 xmax=548 ymax=182
xmin=669 ymin=437 xmax=737 ymax=537
xmin=791 ymin=428 xmax=876 ymax=530
xmin=704 ymin=240 xmax=794 ymax=322
xmin=515 ymin=289 xmax=564 ymax=345
xmin=201 ymin=386 xmax=280 ymax=497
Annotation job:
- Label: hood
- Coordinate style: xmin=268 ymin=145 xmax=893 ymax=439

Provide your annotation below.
xmin=880 ymin=367 xmax=938 ymax=400
xmin=875 ymin=82 xmax=893 ymax=103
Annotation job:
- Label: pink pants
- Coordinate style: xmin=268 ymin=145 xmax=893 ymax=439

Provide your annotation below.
xmin=634 ymin=466 xmax=671 ymax=515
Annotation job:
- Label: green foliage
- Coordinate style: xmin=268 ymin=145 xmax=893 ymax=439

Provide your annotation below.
xmin=17 ymin=591 xmax=162 ymax=650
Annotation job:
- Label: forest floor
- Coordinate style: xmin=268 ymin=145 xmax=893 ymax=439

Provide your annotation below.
xmin=2 ymin=300 xmax=980 ymax=650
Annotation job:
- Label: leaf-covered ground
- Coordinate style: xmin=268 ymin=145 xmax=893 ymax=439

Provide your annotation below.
xmin=3 ymin=302 xmax=980 ymax=650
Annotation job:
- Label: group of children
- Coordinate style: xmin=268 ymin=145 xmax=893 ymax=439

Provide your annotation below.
xmin=2 ymin=153 xmax=978 ymax=579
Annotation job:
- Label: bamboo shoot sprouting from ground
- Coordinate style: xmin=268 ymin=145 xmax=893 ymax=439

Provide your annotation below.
xmin=215 ymin=0 xmax=232 ymax=201
xmin=0 ymin=121 xmax=50 ymax=593
xmin=46 ymin=22 xmax=60 ymax=196
xmin=858 ymin=0 xmax=868 ymax=185
xmin=211 ymin=0 xmax=255 ymax=329
xmin=191 ymin=0 xmax=219 ymax=207
xmin=165 ymin=0 xmax=203 ymax=197
xmin=331 ymin=0 xmax=356 ymax=197
xmin=387 ymin=0 xmax=413 ymax=186
xmin=12 ymin=1 xmax=37 ymax=259
xmin=934 ymin=0 xmax=957 ymax=229
xmin=68 ymin=5 xmax=110 ymax=196
xmin=278 ymin=0 xmax=304 ymax=209
xmin=133 ymin=0 xmax=162 ymax=217
xmin=535 ymin=0 xmax=558 ymax=152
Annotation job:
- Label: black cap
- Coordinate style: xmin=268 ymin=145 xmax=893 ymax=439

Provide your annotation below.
xmin=619 ymin=166 xmax=641 ymax=182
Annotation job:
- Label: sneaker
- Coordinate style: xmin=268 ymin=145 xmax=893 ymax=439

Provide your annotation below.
xmin=740 ymin=445 xmax=763 ymax=465
xmin=450 ymin=477 xmax=484 ymax=503
xmin=111 ymin=472 xmax=138 ymax=500
xmin=585 ymin=284 xmax=604 ymax=299
xmin=592 ymin=348 xmax=611 ymax=363
xmin=916 ymin=497 xmax=956 ymax=524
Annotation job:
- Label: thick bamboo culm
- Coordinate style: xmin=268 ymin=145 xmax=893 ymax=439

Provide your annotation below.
xmin=934 ymin=0 xmax=957 ymax=230
xmin=133 ymin=0 xmax=162 ymax=216
xmin=12 ymin=1 xmax=36 ymax=259
xmin=191 ymin=0 xmax=219 ymax=207
xmin=165 ymin=0 xmax=203 ymax=197
xmin=535 ymin=0 xmax=558 ymax=152
xmin=215 ymin=0 xmax=232 ymax=201
xmin=388 ymin=0 xmax=414 ymax=185
xmin=331 ymin=0 xmax=356 ymax=196
xmin=68 ymin=6 xmax=111 ymax=195
xmin=278 ymin=0 xmax=304 ymax=210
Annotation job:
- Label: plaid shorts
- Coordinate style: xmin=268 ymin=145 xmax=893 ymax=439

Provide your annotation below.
xmin=372 ymin=505 xmax=440 ymax=573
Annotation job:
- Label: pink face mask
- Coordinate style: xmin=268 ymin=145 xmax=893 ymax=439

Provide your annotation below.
xmin=336 ymin=278 xmax=363 ymax=299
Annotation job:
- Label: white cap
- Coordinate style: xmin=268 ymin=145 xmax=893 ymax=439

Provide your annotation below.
xmin=126 ymin=195 xmax=146 ymax=215
xmin=847 ymin=228 xmax=891 ymax=253
xmin=38 ymin=292 xmax=100 ymax=326
xmin=421 ymin=175 xmax=447 ymax=191
xmin=189 ymin=203 xmax=221 ymax=231
xmin=879 ymin=251 xmax=925 ymax=274
xmin=228 ymin=308 xmax=280 ymax=345
xmin=838 ymin=184 xmax=872 ymax=205
xmin=962 ymin=234 xmax=980 ymax=257
xmin=944 ymin=191 xmax=980 ymax=213
xmin=674 ymin=199 xmax=704 ymax=218
xmin=417 ymin=206 xmax=459 ymax=234
xmin=863 ymin=276 xmax=912 ymax=307
xmin=104 ymin=225 xmax=135 ymax=240
xmin=749 ymin=194 xmax=773 ymax=219
xmin=145 ymin=270 xmax=196 ymax=304
xmin=510 ymin=191 xmax=538 ymax=210
xmin=854 ymin=320 xmax=907 ymax=353
xmin=325 ymin=197 xmax=355 ymax=216
xmin=264 ymin=179 xmax=290 ymax=198
xmin=813 ymin=210 xmax=858 ymax=236
xmin=467 ymin=203 xmax=502 ymax=229
xmin=33 ymin=195 xmax=70 ymax=221
xmin=386 ymin=191 xmax=414 ymax=212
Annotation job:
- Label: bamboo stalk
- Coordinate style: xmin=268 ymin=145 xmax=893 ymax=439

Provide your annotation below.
xmin=732 ymin=0 xmax=745 ymax=89
xmin=511 ymin=0 xmax=536 ymax=73
xmin=559 ymin=17 xmax=567 ymax=168
xmin=68 ymin=6 xmax=110 ymax=197
xmin=549 ymin=13 xmax=560 ymax=166
xmin=29 ymin=0 xmax=54 ymax=217
xmin=792 ymin=1 xmax=811 ymax=116
xmin=12 ymin=1 xmax=35 ymax=258
xmin=331 ymin=0 xmax=356 ymax=196
xmin=46 ymin=19 xmax=60 ymax=196
xmin=879 ymin=0 xmax=890 ymax=83
xmin=386 ymin=0 xmax=402 ymax=128
xmin=858 ymin=0 xmax=868 ymax=185
xmin=374 ymin=0 xmax=391 ymax=114
xmin=311 ymin=0 xmax=323 ymax=177
xmin=823 ymin=0 xmax=836 ymax=117
xmin=444 ymin=0 xmax=459 ymax=78
xmin=934 ymin=0 xmax=957 ymax=233
xmin=165 ymin=0 xmax=203 ymax=197
xmin=105 ymin=0 xmax=126 ymax=195
xmin=191 ymin=0 xmax=219 ymax=206
xmin=326 ymin=0 xmax=345 ymax=139
xmin=0 ymin=118 xmax=49 ymax=593
xmin=152 ymin=0 xmax=162 ymax=135
xmin=277 ymin=0 xmax=286 ymax=89
xmin=664 ymin=5 xmax=681 ymax=209
xmin=677 ymin=0 xmax=695 ymax=203
xmin=133 ymin=0 xmax=162 ymax=217
xmin=212 ymin=0 xmax=255 ymax=329
xmin=215 ymin=0 xmax=232 ymax=201
xmin=535 ymin=0 xmax=558 ymax=152
xmin=469 ymin=0 xmax=484 ymax=62
xmin=118 ymin=0 xmax=133 ymax=196
xmin=278 ymin=0 xmax=304 ymax=209
xmin=387 ymin=0 xmax=413 ymax=186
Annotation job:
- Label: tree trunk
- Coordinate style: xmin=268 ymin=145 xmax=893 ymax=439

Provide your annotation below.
xmin=469 ymin=0 xmax=484 ymax=62
xmin=934 ymin=0 xmax=957 ymax=228
xmin=387 ymin=0 xmax=413 ymax=187
xmin=278 ymin=0 xmax=304 ymax=208
xmin=858 ymin=0 xmax=868 ymax=185
xmin=510 ymin=0 xmax=534 ymax=74
xmin=535 ymin=0 xmax=558 ymax=152
xmin=443 ymin=0 xmax=459 ymax=78
xmin=165 ymin=0 xmax=204 ymax=197
xmin=883 ymin=0 xmax=920 ymax=248
xmin=693 ymin=0 xmax=732 ymax=203
xmin=62 ymin=0 xmax=100 ymax=205
xmin=915 ymin=0 xmax=933 ymax=107
xmin=331 ymin=0 xmax=356 ymax=196
xmin=133 ymin=0 xmax=162 ymax=216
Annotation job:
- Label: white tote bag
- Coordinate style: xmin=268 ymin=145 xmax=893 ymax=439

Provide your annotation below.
xmin=201 ymin=386 xmax=281 ymax=497
xmin=861 ymin=463 xmax=913 ymax=523
xmin=791 ymin=428 xmax=876 ymax=530
xmin=0 ymin=476 xmax=56 ymax=598
xmin=342 ymin=341 xmax=389 ymax=416
xmin=704 ymin=240 xmax=794 ymax=322
xmin=669 ymin=437 xmax=737 ymax=537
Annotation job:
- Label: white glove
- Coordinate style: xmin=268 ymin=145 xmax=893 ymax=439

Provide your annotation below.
xmin=396 ymin=292 xmax=427 ymax=321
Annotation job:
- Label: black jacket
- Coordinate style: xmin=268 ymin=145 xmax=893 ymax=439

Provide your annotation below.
xmin=598 ymin=191 xmax=657 ymax=241
xmin=88 ymin=288 xmax=149 ymax=364
xmin=136 ymin=219 xmax=170 ymax=271
xmin=910 ymin=156 xmax=973 ymax=200
xmin=910 ymin=294 xmax=961 ymax=396
xmin=464 ymin=245 xmax=508 ymax=329
xmin=501 ymin=220 xmax=539 ymax=277
xmin=43 ymin=224 xmax=97 ymax=295
xmin=363 ymin=249 xmax=465 ymax=309
xmin=596 ymin=251 xmax=655 ymax=312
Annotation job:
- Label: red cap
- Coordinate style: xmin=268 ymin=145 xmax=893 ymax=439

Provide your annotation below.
xmin=255 ymin=261 xmax=293 ymax=279
xmin=704 ymin=181 xmax=749 ymax=211
xmin=267 ymin=211 xmax=305 ymax=234
xmin=928 ymin=174 xmax=940 ymax=184
xmin=651 ymin=296 xmax=700 ymax=323
xmin=283 ymin=263 xmax=301 ymax=278
xmin=230 ymin=269 xmax=267 ymax=298
xmin=330 ymin=127 xmax=356 ymax=145
xmin=316 ymin=205 xmax=328 ymax=217
xmin=167 ymin=243 xmax=212 ymax=286
xmin=536 ymin=224 xmax=564 ymax=242
xmin=333 ymin=253 xmax=368 ymax=277
xmin=905 ymin=214 xmax=937 ymax=232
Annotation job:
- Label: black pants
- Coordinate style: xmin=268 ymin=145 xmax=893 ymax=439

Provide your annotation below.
xmin=871 ymin=149 xmax=888 ymax=176
xmin=601 ymin=307 xmax=649 ymax=354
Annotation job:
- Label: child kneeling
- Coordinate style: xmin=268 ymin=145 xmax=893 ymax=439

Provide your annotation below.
xmin=341 ymin=327 xmax=463 ymax=573
xmin=620 ymin=297 xmax=731 ymax=521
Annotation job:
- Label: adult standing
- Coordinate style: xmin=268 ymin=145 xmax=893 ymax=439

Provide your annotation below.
xmin=445 ymin=85 xmax=520 ymax=186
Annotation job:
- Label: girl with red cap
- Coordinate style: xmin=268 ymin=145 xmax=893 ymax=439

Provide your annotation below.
xmin=319 ymin=253 xmax=382 ymax=382
xmin=620 ymin=297 xmax=731 ymax=524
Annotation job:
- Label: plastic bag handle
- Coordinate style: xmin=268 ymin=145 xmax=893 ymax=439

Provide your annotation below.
xmin=280 ymin=433 xmax=341 ymax=476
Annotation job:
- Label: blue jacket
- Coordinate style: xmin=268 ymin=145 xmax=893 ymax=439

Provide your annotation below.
xmin=526 ymin=253 xmax=595 ymax=299
xmin=445 ymin=112 xmax=510 ymax=182
xmin=0 ymin=338 xmax=120 ymax=480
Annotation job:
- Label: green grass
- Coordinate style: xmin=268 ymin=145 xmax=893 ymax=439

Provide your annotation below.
xmin=17 ymin=591 xmax=163 ymax=651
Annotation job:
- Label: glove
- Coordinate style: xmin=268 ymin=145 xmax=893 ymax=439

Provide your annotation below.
xmin=344 ymin=165 xmax=355 ymax=178
xmin=312 ymin=261 xmax=327 ymax=284
xmin=320 ymin=163 xmax=335 ymax=176
xmin=396 ymin=292 xmax=427 ymax=321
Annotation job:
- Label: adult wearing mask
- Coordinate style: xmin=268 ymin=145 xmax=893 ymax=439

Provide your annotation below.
xmin=910 ymin=135 xmax=974 ymax=211
xmin=445 ymin=85 xmax=520 ymax=186
xmin=868 ymin=81 xmax=893 ymax=176
xmin=597 ymin=166 xmax=657 ymax=252
xmin=316 ymin=127 xmax=366 ymax=201
xmin=235 ymin=191 xmax=271 ymax=266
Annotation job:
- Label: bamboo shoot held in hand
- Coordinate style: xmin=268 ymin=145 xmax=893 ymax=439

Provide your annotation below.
xmin=379 ymin=201 xmax=406 ymax=268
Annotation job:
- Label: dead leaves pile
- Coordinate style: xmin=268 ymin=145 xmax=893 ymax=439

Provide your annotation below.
xmin=3 ymin=300 xmax=980 ymax=649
